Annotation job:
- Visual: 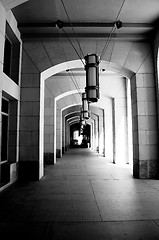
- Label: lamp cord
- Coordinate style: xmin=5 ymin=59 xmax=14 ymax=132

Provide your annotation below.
xmin=99 ymin=0 xmax=126 ymax=62
xmin=60 ymin=0 xmax=85 ymax=66
xmin=67 ymin=70 xmax=83 ymax=98
xmin=62 ymin=28 xmax=85 ymax=66
xmin=59 ymin=30 xmax=83 ymax=98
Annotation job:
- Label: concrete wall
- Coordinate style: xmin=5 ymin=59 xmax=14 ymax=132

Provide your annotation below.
xmin=0 ymin=3 xmax=21 ymax=189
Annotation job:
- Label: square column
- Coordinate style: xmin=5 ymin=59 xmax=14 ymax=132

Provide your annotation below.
xmin=131 ymin=73 xmax=158 ymax=178
xmin=65 ymin=119 xmax=70 ymax=151
xmin=90 ymin=106 xmax=104 ymax=156
xmin=44 ymin=88 xmax=54 ymax=164
xmin=56 ymin=106 xmax=62 ymax=158
xmin=62 ymin=114 xmax=65 ymax=154
xmin=112 ymin=96 xmax=128 ymax=165
xmin=19 ymin=49 xmax=43 ymax=180
xmin=91 ymin=114 xmax=99 ymax=152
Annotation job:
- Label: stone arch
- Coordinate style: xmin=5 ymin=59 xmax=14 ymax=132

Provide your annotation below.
xmin=62 ymin=105 xmax=82 ymax=154
xmin=40 ymin=59 xmax=134 ymax=177
xmin=54 ymin=93 xmax=83 ymax=161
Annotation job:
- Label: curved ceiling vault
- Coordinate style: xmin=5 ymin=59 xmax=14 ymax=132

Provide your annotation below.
xmin=11 ymin=0 xmax=155 ymax=79
xmin=11 ymin=0 xmax=156 ymax=126
xmin=44 ymin=59 xmax=132 ymax=118
xmin=0 ymin=0 xmax=29 ymax=11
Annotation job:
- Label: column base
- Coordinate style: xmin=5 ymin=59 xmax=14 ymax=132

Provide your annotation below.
xmin=133 ymin=159 xmax=159 ymax=179
xmin=56 ymin=149 xmax=62 ymax=158
xmin=62 ymin=147 xmax=65 ymax=154
xmin=65 ymin=145 xmax=70 ymax=152
xmin=44 ymin=153 xmax=54 ymax=164
xmin=18 ymin=161 xmax=40 ymax=181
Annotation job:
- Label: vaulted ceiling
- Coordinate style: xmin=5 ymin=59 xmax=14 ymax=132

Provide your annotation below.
xmin=7 ymin=0 xmax=159 ymax=118
xmin=12 ymin=0 xmax=159 ymax=40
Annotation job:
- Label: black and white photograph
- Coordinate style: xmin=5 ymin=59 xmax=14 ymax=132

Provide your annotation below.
xmin=0 ymin=0 xmax=159 ymax=239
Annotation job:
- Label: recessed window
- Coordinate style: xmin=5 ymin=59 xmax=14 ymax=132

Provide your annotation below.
xmin=3 ymin=22 xmax=20 ymax=85
xmin=3 ymin=37 xmax=12 ymax=78
xmin=2 ymin=97 xmax=9 ymax=114
xmin=1 ymin=98 xmax=9 ymax=162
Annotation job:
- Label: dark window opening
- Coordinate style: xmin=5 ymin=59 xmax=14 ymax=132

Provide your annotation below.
xmin=1 ymin=98 xmax=9 ymax=162
xmin=1 ymin=115 xmax=9 ymax=162
xmin=2 ymin=98 xmax=9 ymax=114
xmin=3 ymin=22 xmax=20 ymax=85
xmin=3 ymin=37 xmax=12 ymax=78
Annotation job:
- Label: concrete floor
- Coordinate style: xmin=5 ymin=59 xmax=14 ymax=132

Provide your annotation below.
xmin=1 ymin=148 xmax=159 ymax=239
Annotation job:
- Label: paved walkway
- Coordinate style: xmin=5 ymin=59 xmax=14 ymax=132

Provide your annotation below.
xmin=1 ymin=148 xmax=159 ymax=239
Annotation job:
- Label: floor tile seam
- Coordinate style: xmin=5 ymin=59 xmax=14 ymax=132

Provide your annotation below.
xmin=2 ymin=219 xmax=159 ymax=224
xmin=153 ymin=220 xmax=159 ymax=228
xmin=89 ymin=179 xmax=103 ymax=221
xmin=23 ymin=200 xmax=99 ymax=205
xmin=49 ymin=218 xmax=159 ymax=223
xmin=142 ymin=180 xmax=159 ymax=193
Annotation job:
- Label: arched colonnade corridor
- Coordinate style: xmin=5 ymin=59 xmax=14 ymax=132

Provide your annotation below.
xmin=24 ymin=49 xmax=158 ymax=181
xmin=0 ymin=0 xmax=158 ymax=185
xmin=0 ymin=0 xmax=159 ymax=238
xmin=42 ymin=59 xmax=133 ymax=171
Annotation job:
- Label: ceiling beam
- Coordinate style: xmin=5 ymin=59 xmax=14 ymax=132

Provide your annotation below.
xmin=21 ymin=32 xmax=152 ymax=41
xmin=18 ymin=22 xmax=154 ymax=29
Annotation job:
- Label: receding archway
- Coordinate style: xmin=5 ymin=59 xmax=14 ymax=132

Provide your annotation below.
xmin=40 ymin=59 xmax=134 ymax=178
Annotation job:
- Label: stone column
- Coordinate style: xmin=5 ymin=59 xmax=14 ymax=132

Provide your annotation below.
xmin=91 ymin=107 xmax=104 ymax=155
xmin=91 ymin=113 xmax=99 ymax=152
xmin=112 ymin=98 xmax=116 ymax=163
xmin=126 ymin=78 xmax=133 ymax=165
xmin=131 ymin=73 xmax=158 ymax=178
xmin=65 ymin=119 xmax=70 ymax=151
xmin=44 ymin=88 xmax=54 ymax=164
xmin=98 ymin=110 xmax=104 ymax=156
xmin=92 ymin=119 xmax=96 ymax=151
xmin=104 ymin=98 xmax=113 ymax=161
xmin=112 ymin=95 xmax=128 ymax=165
xmin=19 ymin=49 xmax=42 ymax=180
xmin=62 ymin=113 xmax=65 ymax=154
xmin=90 ymin=122 xmax=94 ymax=149
xmin=56 ymin=106 xmax=62 ymax=158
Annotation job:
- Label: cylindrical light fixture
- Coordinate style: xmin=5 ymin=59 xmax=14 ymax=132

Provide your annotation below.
xmin=80 ymin=127 xmax=84 ymax=135
xmin=85 ymin=53 xmax=99 ymax=102
xmin=80 ymin=110 xmax=86 ymax=126
xmin=82 ymin=92 xmax=90 ymax=120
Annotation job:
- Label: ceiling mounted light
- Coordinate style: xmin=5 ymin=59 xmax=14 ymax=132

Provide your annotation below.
xmin=55 ymin=20 xmax=64 ymax=29
xmin=115 ymin=20 xmax=122 ymax=29
xmin=85 ymin=54 xmax=99 ymax=102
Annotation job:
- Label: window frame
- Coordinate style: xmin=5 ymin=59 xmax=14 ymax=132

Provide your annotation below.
xmin=1 ymin=97 xmax=10 ymax=164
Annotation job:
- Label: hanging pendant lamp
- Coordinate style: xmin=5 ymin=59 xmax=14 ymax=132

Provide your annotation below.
xmin=81 ymin=92 xmax=90 ymax=120
xmin=85 ymin=53 xmax=99 ymax=102
xmin=80 ymin=109 xmax=86 ymax=126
